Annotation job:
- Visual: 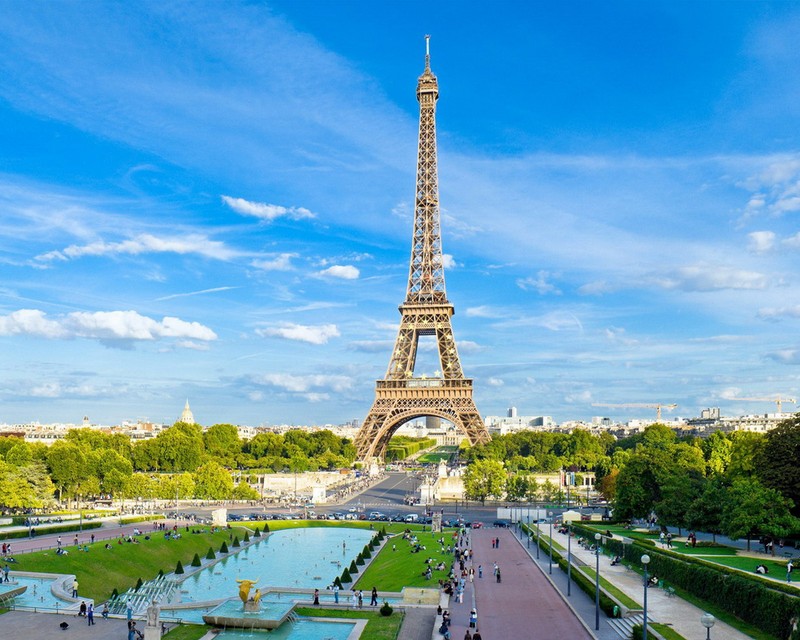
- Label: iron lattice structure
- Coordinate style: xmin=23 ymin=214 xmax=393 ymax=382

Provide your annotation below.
xmin=354 ymin=38 xmax=490 ymax=461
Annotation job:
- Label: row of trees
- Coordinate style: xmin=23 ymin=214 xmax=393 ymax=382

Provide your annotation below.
xmin=462 ymin=416 xmax=800 ymax=541
xmin=0 ymin=423 xmax=360 ymax=509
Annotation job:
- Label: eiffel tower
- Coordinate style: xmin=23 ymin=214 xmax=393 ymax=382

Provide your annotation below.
xmin=354 ymin=37 xmax=490 ymax=461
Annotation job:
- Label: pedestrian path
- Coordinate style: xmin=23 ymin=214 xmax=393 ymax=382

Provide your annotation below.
xmin=442 ymin=527 xmax=595 ymax=640
xmin=536 ymin=524 xmax=754 ymax=640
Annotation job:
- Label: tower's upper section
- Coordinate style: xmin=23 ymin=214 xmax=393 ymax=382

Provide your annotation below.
xmin=406 ymin=35 xmax=447 ymax=306
xmin=416 ymin=35 xmax=439 ymax=103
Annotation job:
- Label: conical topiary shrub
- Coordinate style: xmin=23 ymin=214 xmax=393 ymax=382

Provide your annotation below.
xmin=362 ymin=545 xmax=371 ymax=558
xmin=341 ymin=568 xmax=352 ymax=583
xmin=263 ymin=523 xmax=270 ymax=533
xmin=254 ymin=527 xmax=261 ymax=537
xmin=206 ymin=547 xmax=216 ymax=560
xmin=349 ymin=559 xmax=358 ymax=574
xmin=191 ymin=553 xmax=202 ymax=567
xmin=175 ymin=560 xmax=184 ymax=574
xmin=243 ymin=531 xmax=250 ymax=542
xmin=333 ymin=576 xmax=343 ymax=589
xmin=356 ymin=552 xmax=365 ymax=566
xmin=232 ymin=535 xmax=241 ymax=548
xmin=220 ymin=540 xmax=229 ymax=554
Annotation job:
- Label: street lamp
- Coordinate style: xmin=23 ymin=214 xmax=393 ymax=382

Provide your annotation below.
xmin=594 ymin=532 xmax=601 ymax=630
xmin=700 ymin=613 xmax=715 ymax=640
xmin=642 ymin=554 xmax=651 ymax=640
xmin=536 ymin=517 xmax=540 ymax=560
xmin=567 ymin=521 xmax=572 ymax=596
xmin=548 ymin=512 xmax=554 ymax=575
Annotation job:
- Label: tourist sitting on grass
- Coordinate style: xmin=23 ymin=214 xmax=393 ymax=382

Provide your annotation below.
xmin=56 ymin=548 xmax=68 ymax=556
xmin=756 ymin=564 xmax=769 ymax=574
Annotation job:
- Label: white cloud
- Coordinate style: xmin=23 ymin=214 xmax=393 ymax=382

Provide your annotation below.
xmin=37 ymin=233 xmax=240 ymax=262
xmin=457 ymin=340 xmax=482 ymax=353
xmin=256 ymin=322 xmax=340 ymax=345
xmin=605 ymin=327 xmax=638 ymax=346
xmin=487 ymin=377 xmax=504 ymax=387
xmin=538 ymin=312 xmax=584 ymax=332
xmin=654 ymin=266 xmax=770 ymax=291
xmin=318 ymin=265 xmax=359 ymax=280
xmin=0 ymin=309 xmax=217 ymax=343
xmin=767 ymin=349 xmax=800 ymax=364
xmin=516 ymin=270 xmax=561 ymax=295
xmin=758 ymin=305 xmax=800 ymax=320
xmin=441 ymin=254 xmax=457 ymax=269
xmin=156 ymin=286 xmax=237 ymax=302
xmin=349 ymin=340 xmax=393 ymax=353
xmin=747 ymin=231 xmax=776 ymax=253
xmin=251 ymin=373 xmax=353 ymax=393
xmin=221 ymin=195 xmax=315 ymax=221
xmin=783 ymin=232 xmax=800 ymax=249
xmin=0 ymin=309 xmax=65 ymax=338
xmin=465 ymin=306 xmax=499 ymax=318
xmin=250 ymin=253 xmax=297 ymax=271
xmin=578 ymin=280 xmax=616 ymax=296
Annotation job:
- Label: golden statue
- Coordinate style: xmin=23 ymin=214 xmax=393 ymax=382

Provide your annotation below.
xmin=236 ymin=578 xmax=259 ymax=604
xmin=253 ymin=589 xmax=262 ymax=605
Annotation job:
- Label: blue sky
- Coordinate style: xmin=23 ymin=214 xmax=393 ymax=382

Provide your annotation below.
xmin=2 ymin=1 xmax=800 ymax=426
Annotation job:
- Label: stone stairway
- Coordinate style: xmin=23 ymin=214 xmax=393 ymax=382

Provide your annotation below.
xmin=607 ymin=613 xmax=646 ymax=639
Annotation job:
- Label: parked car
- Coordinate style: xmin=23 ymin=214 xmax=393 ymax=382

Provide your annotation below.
xmin=471 ymin=521 xmax=483 ymax=529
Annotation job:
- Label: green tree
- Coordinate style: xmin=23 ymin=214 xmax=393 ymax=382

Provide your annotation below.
xmin=686 ymin=477 xmax=726 ymax=542
xmin=756 ymin=415 xmax=800 ymax=515
xmin=505 ymin=474 xmax=529 ymax=502
xmin=203 ymin=424 xmax=242 ymax=466
xmin=720 ymin=477 xmax=799 ymax=550
xmin=193 ymin=461 xmax=234 ymax=499
xmin=463 ymin=459 xmax=506 ymax=504
xmin=47 ymin=441 xmax=88 ymax=504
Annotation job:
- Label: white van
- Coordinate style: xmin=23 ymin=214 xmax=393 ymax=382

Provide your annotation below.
xmin=405 ymin=513 xmax=419 ymax=523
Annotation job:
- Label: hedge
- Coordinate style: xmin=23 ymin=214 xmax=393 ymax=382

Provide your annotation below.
xmin=571 ymin=522 xmax=800 ymax=639
xmin=521 ymin=523 xmax=618 ymax=617
xmin=0 ymin=521 xmax=102 ymax=541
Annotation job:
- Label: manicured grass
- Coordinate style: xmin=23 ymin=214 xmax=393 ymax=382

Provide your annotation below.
xmin=667 ymin=544 xmax=737 ymax=556
xmin=702 ymin=554 xmax=792 ymax=577
xmin=355 ymin=530 xmax=453 ymax=591
xmin=14 ymin=526 xmax=249 ymax=602
xmin=652 ymin=623 xmax=686 ymax=640
xmin=295 ymin=606 xmax=404 ymax=640
xmin=162 ymin=624 xmax=209 ymax=640
xmin=579 ymin=566 xmax=639 ymax=609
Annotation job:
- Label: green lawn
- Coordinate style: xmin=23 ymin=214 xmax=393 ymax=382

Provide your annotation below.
xmin=703 ymin=554 xmax=792 ymax=577
xmin=295 ymin=606 xmax=404 ymax=640
xmin=355 ymin=530 xmax=453 ymax=591
xmin=14 ymin=526 xmax=249 ymax=601
xmin=579 ymin=566 xmax=639 ymax=609
xmin=652 ymin=623 xmax=686 ymax=640
xmin=163 ymin=624 xmax=209 ymax=640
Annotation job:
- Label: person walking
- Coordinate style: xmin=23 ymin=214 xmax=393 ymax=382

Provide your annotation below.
xmin=72 ymin=579 xmax=79 ymax=597
xmin=87 ymin=603 xmax=95 ymax=625
xmin=370 ymin=586 xmax=378 ymax=606
xmin=469 ymin=607 xmax=477 ymax=628
xmin=333 ymin=584 xmax=339 ymax=604
xmin=313 ymin=588 xmax=320 ymax=605
xmin=496 ymin=567 xmax=501 ymax=583
xmin=788 ymin=560 xmax=794 ymax=583
xmin=473 ymin=629 xmax=483 ymax=640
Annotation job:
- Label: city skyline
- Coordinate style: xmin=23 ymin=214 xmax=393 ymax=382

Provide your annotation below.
xmin=2 ymin=2 xmax=800 ymax=425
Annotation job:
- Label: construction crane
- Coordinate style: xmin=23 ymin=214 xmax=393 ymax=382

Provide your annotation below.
xmin=734 ymin=396 xmax=796 ymax=413
xmin=592 ymin=403 xmax=678 ymax=422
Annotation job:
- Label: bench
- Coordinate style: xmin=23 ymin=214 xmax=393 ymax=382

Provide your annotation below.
xmin=664 ymin=586 xmax=676 ymax=598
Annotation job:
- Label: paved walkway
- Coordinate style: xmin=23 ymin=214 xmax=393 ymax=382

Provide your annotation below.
xmin=442 ymin=527 xmax=595 ymax=640
xmin=0 ymin=610 xmax=132 ymax=640
xmin=537 ymin=524 xmax=753 ymax=640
